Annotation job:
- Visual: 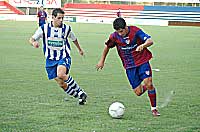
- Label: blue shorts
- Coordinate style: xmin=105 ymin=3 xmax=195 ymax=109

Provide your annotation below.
xmin=39 ymin=21 xmax=46 ymax=27
xmin=126 ymin=62 xmax=152 ymax=89
xmin=45 ymin=58 xmax=71 ymax=80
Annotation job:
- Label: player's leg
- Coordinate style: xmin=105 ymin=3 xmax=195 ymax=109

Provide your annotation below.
xmin=65 ymin=75 xmax=87 ymax=105
xmin=126 ymin=68 xmax=147 ymax=96
xmin=139 ymin=62 xmax=160 ymax=116
xmin=143 ymin=77 xmax=160 ymax=116
xmin=134 ymin=85 xmax=147 ymax=96
xmin=54 ymin=77 xmax=78 ymax=98
xmin=46 ymin=63 xmax=79 ymax=98
xmin=56 ymin=58 xmax=87 ymax=105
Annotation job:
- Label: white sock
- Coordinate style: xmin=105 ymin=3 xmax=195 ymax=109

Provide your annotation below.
xmin=151 ymin=107 xmax=157 ymax=111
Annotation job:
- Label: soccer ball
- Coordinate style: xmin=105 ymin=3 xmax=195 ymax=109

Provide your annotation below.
xmin=108 ymin=102 xmax=125 ymax=119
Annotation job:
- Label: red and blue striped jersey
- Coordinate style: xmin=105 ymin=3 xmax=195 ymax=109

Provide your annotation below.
xmin=37 ymin=11 xmax=47 ymax=23
xmin=105 ymin=26 xmax=152 ymax=69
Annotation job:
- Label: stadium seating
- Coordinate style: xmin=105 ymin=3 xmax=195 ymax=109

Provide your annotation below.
xmin=64 ymin=3 xmax=143 ymax=19
xmin=63 ymin=3 xmax=200 ymax=26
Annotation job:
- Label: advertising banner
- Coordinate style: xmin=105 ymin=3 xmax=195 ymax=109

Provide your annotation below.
xmin=9 ymin=0 xmax=61 ymax=8
xmin=97 ymin=0 xmax=200 ymax=3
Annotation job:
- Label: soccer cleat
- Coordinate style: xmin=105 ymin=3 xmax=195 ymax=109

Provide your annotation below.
xmin=78 ymin=92 xmax=87 ymax=105
xmin=152 ymin=109 xmax=160 ymax=116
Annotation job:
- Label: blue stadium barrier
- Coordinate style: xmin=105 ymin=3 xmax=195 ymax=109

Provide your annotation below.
xmin=144 ymin=6 xmax=200 ymax=12
xmin=139 ymin=6 xmax=200 ymax=22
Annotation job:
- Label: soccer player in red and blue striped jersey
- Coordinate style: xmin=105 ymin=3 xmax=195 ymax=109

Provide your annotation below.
xmin=96 ymin=17 xmax=160 ymax=116
xmin=37 ymin=6 xmax=47 ymax=27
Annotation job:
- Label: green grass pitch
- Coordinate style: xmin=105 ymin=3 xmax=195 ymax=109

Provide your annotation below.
xmin=0 ymin=21 xmax=199 ymax=132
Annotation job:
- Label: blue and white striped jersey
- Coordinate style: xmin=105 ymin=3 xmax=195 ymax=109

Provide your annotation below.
xmin=32 ymin=22 xmax=77 ymax=61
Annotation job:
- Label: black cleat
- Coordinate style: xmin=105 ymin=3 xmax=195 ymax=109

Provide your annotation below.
xmin=78 ymin=92 xmax=87 ymax=105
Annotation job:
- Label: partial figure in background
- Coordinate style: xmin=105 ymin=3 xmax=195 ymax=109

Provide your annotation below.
xmin=29 ymin=8 xmax=87 ymax=105
xmin=96 ymin=17 xmax=160 ymax=116
xmin=37 ymin=6 xmax=47 ymax=27
xmin=117 ymin=8 xmax=122 ymax=17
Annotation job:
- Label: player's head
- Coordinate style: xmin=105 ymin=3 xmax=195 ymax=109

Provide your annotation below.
xmin=52 ymin=8 xmax=64 ymax=18
xmin=52 ymin=8 xmax=65 ymax=27
xmin=40 ymin=6 xmax=44 ymax=10
xmin=113 ymin=17 xmax=128 ymax=37
xmin=113 ymin=17 xmax=126 ymax=30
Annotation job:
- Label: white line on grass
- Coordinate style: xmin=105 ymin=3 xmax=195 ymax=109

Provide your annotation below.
xmin=152 ymin=68 xmax=160 ymax=72
xmin=159 ymin=90 xmax=175 ymax=108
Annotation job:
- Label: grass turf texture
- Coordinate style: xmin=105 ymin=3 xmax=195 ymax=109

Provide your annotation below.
xmin=0 ymin=21 xmax=199 ymax=132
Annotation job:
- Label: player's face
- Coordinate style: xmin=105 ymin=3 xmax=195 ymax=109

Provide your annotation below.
xmin=116 ymin=28 xmax=127 ymax=37
xmin=40 ymin=7 xmax=44 ymax=10
xmin=53 ymin=13 xmax=64 ymax=27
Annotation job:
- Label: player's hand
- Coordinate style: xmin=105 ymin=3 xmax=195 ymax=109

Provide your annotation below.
xmin=32 ymin=41 xmax=40 ymax=48
xmin=79 ymin=49 xmax=84 ymax=56
xmin=96 ymin=62 xmax=104 ymax=71
xmin=136 ymin=44 xmax=144 ymax=52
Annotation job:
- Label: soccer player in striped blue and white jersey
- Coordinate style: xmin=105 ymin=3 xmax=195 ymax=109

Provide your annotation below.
xmin=29 ymin=8 xmax=87 ymax=105
xmin=96 ymin=17 xmax=160 ymax=116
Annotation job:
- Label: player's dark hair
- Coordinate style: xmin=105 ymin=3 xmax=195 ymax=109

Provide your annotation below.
xmin=113 ymin=17 xmax=126 ymax=30
xmin=52 ymin=8 xmax=65 ymax=17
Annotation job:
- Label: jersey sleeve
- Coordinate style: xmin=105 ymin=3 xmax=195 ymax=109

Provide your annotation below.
xmin=136 ymin=29 xmax=151 ymax=42
xmin=105 ymin=34 xmax=116 ymax=48
xmin=68 ymin=31 xmax=77 ymax=41
xmin=37 ymin=12 xmax=40 ymax=17
xmin=45 ymin=12 xmax=47 ymax=18
xmin=65 ymin=25 xmax=77 ymax=42
xmin=32 ymin=27 xmax=43 ymax=41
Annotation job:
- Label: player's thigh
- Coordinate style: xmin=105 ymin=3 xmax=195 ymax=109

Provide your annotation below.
xmin=57 ymin=58 xmax=71 ymax=76
xmin=138 ymin=62 xmax=152 ymax=81
xmin=46 ymin=65 xmax=57 ymax=80
xmin=126 ymin=68 xmax=142 ymax=89
xmin=57 ymin=65 xmax=67 ymax=76
xmin=57 ymin=58 xmax=71 ymax=75
xmin=138 ymin=62 xmax=154 ymax=89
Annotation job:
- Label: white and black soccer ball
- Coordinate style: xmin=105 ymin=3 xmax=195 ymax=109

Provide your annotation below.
xmin=108 ymin=102 xmax=125 ymax=119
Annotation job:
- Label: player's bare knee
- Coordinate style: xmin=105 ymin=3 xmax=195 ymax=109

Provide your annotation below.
xmin=133 ymin=85 xmax=143 ymax=96
xmin=57 ymin=73 xmax=65 ymax=80
xmin=59 ymin=83 xmax=65 ymax=88
xmin=59 ymin=82 xmax=67 ymax=89
xmin=145 ymin=83 xmax=154 ymax=90
xmin=134 ymin=89 xmax=142 ymax=96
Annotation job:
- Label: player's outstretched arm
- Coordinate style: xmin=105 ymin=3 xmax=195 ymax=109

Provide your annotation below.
xmin=73 ymin=39 xmax=84 ymax=56
xmin=29 ymin=37 xmax=40 ymax=48
xmin=96 ymin=45 xmax=110 ymax=71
